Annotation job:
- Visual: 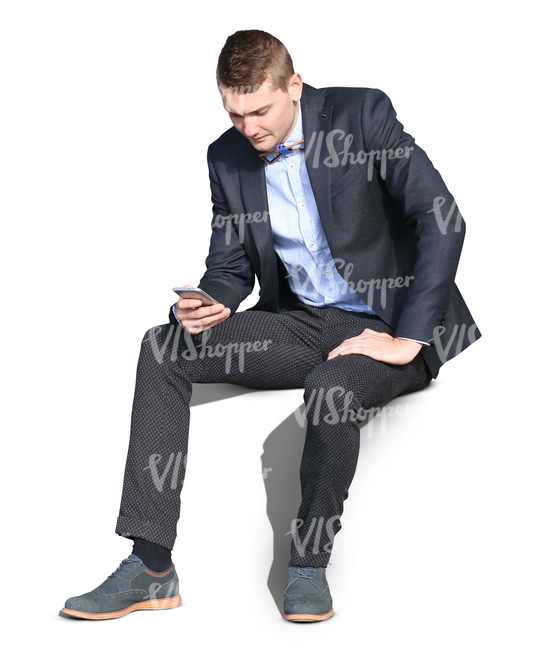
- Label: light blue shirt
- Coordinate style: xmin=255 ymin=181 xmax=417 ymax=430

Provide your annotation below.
xmin=264 ymin=101 xmax=378 ymax=315
xmin=173 ymin=100 xmax=427 ymax=346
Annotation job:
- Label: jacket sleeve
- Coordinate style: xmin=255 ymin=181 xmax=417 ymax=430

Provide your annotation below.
xmin=360 ymin=88 xmax=465 ymax=344
xmin=169 ymin=144 xmax=255 ymax=326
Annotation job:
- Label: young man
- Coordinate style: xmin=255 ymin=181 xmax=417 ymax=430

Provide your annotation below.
xmin=61 ymin=29 xmax=481 ymax=622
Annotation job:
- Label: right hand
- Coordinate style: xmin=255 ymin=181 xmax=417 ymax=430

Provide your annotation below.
xmin=174 ymin=284 xmax=231 ymax=334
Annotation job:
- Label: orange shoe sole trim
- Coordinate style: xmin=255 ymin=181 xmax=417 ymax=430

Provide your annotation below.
xmin=61 ymin=594 xmax=182 ymax=620
xmin=283 ymin=607 xmax=334 ymax=622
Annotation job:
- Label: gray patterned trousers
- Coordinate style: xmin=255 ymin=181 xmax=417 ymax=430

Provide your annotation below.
xmin=115 ymin=300 xmax=432 ymax=567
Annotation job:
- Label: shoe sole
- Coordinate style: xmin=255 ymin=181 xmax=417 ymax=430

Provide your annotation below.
xmin=60 ymin=594 xmax=182 ymax=620
xmin=283 ymin=607 xmax=334 ymax=622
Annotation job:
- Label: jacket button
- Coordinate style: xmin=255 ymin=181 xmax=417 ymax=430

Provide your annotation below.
xmin=322 ymin=113 xmax=327 ymax=118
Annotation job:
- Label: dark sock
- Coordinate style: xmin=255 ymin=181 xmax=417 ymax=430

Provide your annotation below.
xmin=131 ymin=537 xmax=173 ymax=572
xmin=288 ymin=560 xmax=328 ymax=568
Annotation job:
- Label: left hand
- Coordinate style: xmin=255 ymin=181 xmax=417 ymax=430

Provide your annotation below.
xmin=327 ymin=328 xmax=422 ymax=365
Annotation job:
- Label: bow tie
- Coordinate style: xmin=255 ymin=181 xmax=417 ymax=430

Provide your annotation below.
xmin=259 ymin=139 xmax=305 ymax=164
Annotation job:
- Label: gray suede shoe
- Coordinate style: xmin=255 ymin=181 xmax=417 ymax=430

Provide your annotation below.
xmin=60 ymin=554 xmax=181 ymax=620
xmin=283 ymin=566 xmax=334 ymax=622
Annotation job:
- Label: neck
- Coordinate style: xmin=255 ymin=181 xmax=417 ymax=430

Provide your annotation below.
xmin=280 ymin=101 xmax=299 ymax=144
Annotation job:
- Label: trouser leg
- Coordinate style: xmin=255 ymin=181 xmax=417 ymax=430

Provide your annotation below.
xmin=115 ymin=306 xmax=324 ymax=549
xmin=288 ymin=309 xmax=433 ymax=567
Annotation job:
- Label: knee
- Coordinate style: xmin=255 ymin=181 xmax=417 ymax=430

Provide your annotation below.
xmin=142 ymin=323 xmax=174 ymax=345
xmin=304 ymin=363 xmax=364 ymax=426
xmin=304 ymin=358 xmax=362 ymax=397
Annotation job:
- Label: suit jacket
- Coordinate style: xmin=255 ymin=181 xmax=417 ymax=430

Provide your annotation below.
xmin=169 ymin=82 xmax=481 ymax=379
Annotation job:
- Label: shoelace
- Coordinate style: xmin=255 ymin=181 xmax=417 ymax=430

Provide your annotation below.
xmin=295 ymin=568 xmax=317 ymax=580
xmin=286 ymin=566 xmax=324 ymax=594
xmin=107 ymin=557 xmax=142 ymax=579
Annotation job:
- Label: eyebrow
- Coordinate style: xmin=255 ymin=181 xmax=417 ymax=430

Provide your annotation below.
xmin=226 ymin=103 xmax=273 ymax=117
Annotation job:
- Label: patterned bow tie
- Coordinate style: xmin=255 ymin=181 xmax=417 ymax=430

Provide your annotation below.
xmin=258 ymin=139 xmax=305 ymax=164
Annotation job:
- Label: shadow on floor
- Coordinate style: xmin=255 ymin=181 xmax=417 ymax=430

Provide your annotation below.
xmin=190 ymin=382 xmax=258 ymax=408
xmin=190 ymin=380 xmax=435 ymax=616
xmin=260 ymin=384 xmax=436 ymax=616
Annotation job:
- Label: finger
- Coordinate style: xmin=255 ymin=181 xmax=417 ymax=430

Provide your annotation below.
xmin=327 ymin=345 xmax=341 ymax=358
xmin=328 ymin=335 xmax=372 ymax=356
xmin=337 ymin=344 xmax=369 ymax=356
xmin=328 ymin=335 xmax=359 ymax=355
xmin=183 ymin=310 xmax=230 ymax=333
xmin=191 ymin=303 xmax=226 ymax=319
xmin=327 ymin=346 xmax=353 ymax=359
xmin=191 ymin=309 xmax=230 ymax=328
xmin=327 ymin=341 xmax=355 ymax=358
xmin=178 ymin=302 xmax=225 ymax=317
xmin=178 ymin=297 xmax=204 ymax=309
xmin=328 ymin=342 xmax=376 ymax=359
xmin=185 ymin=317 xmax=227 ymax=336
xmin=335 ymin=331 xmax=385 ymax=347
xmin=327 ymin=330 xmax=391 ymax=358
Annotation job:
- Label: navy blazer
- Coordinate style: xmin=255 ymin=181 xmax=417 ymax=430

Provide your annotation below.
xmin=169 ymin=82 xmax=481 ymax=379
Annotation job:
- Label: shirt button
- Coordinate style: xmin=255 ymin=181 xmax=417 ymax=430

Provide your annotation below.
xmin=326 ymin=271 xmax=331 ymax=275
xmin=289 ymin=164 xmax=294 ymax=169
xmin=300 ymin=203 xmax=305 ymax=208
xmin=310 ymin=243 xmax=315 ymax=248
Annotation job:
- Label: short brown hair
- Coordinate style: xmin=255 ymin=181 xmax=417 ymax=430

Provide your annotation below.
xmin=216 ymin=30 xmax=294 ymax=93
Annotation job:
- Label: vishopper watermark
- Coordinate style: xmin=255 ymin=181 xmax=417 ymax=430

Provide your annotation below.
xmin=358 ymin=403 xmax=415 ymax=439
xmin=145 ymin=324 xmax=273 ymax=375
xmin=212 ymin=210 xmax=270 ymax=245
xmin=294 ymin=387 xmax=415 ymax=437
xmin=147 ymin=581 xmax=179 ymax=607
xmin=304 ymin=129 xmax=414 ymax=178
xmin=143 ymin=451 xmax=187 ymax=492
xmin=286 ymin=258 xmax=414 ymax=310
xmin=219 ymin=81 xmax=274 ymax=114
xmin=428 ymin=197 xmax=463 ymax=235
xmin=433 ymin=323 xmax=478 ymax=363
xmin=286 ymin=516 xmax=341 ymax=557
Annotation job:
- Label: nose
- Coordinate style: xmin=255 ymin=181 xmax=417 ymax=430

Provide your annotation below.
xmin=242 ymin=116 xmax=260 ymax=138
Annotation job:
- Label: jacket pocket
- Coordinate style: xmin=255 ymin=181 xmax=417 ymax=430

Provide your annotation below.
xmin=330 ymin=163 xmax=365 ymax=197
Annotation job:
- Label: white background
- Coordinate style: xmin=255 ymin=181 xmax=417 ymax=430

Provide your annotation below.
xmin=1 ymin=1 xmax=532 ymax=648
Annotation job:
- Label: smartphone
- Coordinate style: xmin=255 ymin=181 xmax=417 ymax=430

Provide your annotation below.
xmin=173 ymin=287 xmax=220 ymax=306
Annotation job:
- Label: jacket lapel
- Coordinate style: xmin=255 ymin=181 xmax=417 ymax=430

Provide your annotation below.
xmin=237 ymin=137 xmax=277 ymax=286
xmin=301 ymin=83 xmax=336 ymax=257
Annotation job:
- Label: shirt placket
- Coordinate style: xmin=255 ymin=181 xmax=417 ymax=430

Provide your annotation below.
xmin=293 ymin=153 xmax=341 ymax=304
xmin=284 ymin=153 xmax=321 ymax=301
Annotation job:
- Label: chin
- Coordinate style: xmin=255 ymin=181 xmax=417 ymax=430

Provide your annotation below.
xmin=250 ymin=136 xmax=274 ymax=151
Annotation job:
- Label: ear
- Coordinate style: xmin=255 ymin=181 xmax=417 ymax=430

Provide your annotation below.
xmin=288 ymin=72 xmax=303 ymax=101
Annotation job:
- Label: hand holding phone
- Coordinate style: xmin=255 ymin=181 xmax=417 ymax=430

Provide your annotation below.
xmin=173 ymin=284 xmax=231 ymax=334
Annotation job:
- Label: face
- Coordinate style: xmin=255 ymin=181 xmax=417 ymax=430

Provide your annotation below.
xmin=219 ymin=73 xmax=303 ymax=151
